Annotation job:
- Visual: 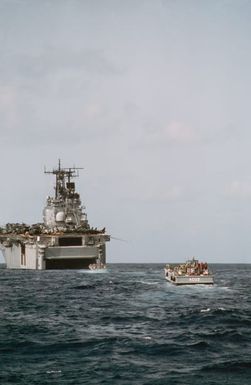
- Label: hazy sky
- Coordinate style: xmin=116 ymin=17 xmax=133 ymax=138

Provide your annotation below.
xmin=0 ymin=0 xmax=251 ymax=263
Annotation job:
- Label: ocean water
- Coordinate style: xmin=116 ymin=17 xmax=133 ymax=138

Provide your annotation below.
xmin=0 ymin=264 xmax=250 ymax=385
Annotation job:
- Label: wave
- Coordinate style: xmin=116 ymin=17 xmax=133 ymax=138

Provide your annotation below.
xmin=186 ymin=340 xmax=210 ymax=349
xmin=77 ymin=269 xmax=108 ymax=274
xmin=1 ymin=263 xmax=251 ymax=385
xmin=200 ymin=307 xmax=226 ymax=313
xmin=201 ymin=360 xmax=251 ymax=373
xmin=72 ymin=284 xmax=97 ymax=290
xmin=136 ymin=280 xmax=160 ymax=286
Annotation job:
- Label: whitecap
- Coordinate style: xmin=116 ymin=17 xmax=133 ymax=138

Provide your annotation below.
xmin=46 ymin=370 xmax=62 ymax=374
xmin=78 ymin=269 xmax=108 ymax=274
xmin=138 ymin=280 xmax=159 ymax=285
xmin=200 ymin=308 xmax=211 ymax=313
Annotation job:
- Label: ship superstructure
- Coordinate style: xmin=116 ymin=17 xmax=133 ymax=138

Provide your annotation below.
xmin=0 ymin=161 xmax=110 ymax=269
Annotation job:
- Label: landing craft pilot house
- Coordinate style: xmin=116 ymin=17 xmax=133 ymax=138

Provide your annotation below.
xmin=0 ymin=161 xmax=110 ymax=269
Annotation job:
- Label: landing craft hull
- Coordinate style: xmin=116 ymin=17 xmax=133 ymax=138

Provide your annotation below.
xmin=165 ymin=272 xmax=214 ymax=285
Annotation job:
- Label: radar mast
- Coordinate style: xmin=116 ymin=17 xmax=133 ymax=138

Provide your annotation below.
xmin=44 ymin=159 xmax=83 ymax=200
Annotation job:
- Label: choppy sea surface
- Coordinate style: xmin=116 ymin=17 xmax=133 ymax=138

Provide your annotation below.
xmin=0 ymin=263 xmax=251 ymax=385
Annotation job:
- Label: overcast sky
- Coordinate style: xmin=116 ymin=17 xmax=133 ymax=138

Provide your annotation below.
xmin=0 ymin=0 xmax=251 ymax=263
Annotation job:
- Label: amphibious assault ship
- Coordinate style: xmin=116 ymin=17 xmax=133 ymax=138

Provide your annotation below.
xmin=0 ymin=161 xmax=110 ymax=269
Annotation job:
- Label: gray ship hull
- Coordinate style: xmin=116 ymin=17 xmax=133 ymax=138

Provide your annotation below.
xmin=0 ymin=234 xmax=107 ymax=270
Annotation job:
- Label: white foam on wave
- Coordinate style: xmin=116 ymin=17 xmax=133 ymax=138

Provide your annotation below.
xmin=200 ymin=308 xmax=211 ymax=313
xmin=178 ymin=284 xmax=214 ymax=291
xmin=219 ymin=286 xmax=233 ymax=291
xmin=77 ymin=269 xmax=108 ymax=274
xmin=138 ymin=280 xmax=159 ymax=285
xmin=200 ymin=307 xmax=226 ymax=313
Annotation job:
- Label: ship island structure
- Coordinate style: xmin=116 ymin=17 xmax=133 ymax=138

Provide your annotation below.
xmin=0 ymin=161 xmax=110 ymax=270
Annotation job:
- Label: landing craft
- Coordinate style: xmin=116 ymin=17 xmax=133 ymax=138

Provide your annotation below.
xmin=164 ymin=257 xmax=214 ymax=285
xmin=0 ymin=160 xmax=110 ymax=269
